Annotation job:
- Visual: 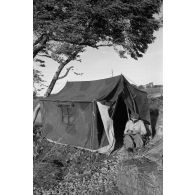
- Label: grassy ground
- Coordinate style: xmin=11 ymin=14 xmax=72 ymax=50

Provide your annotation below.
xmin=33 ymin=97 xmax=163 ymax=195
xmin=33 ymin=138 xmax=162 ymax=195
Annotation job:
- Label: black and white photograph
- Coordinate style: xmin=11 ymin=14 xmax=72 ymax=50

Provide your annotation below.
xmin=33 ymin=0 xmax=163 ymax=194
xmin=2 ymin=1 xmax=195 ymax=195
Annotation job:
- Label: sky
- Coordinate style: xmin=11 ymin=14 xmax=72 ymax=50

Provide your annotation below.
xmin=34 ymin=28 xmax=163 ymax=95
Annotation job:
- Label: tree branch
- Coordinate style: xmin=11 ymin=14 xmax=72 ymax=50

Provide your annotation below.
xmin=33 ymin=103 xmax=40 ymax=124
xmin=33 ymin=34 xmax=46 ymax=46
xmin=51 ymin=37 xmax=113 ymax=49
xmin=74 ymin=72 xmax=83 ymax=76
xmin=51 ymin=36 xmax=99 ymax=48
xmin=38 ymin=54 xmax=52 ymax=58
xmin=44 ymin=48 xmax=82 ymax=97
xmin=33 ymin=34 xmax=49 ymax=58
xmin=96 ymin=43 xmax=113 ymax=48
xmin=34 ymin=45 xmax=46 ymax=58
xmin=58 ymin=66 xmax=74 ymax=80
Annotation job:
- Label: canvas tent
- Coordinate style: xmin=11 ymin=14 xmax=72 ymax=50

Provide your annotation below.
xmin=40 ymin=75 xmax=150 ymax=153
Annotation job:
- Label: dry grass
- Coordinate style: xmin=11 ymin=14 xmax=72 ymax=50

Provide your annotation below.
xmin=33 ymin=137 xmax=162 ymax=195
xmin=116 ymin=138 xmax=163 ymax=195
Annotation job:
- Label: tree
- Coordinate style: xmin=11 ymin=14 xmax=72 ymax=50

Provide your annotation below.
xmin=33 ymin=69 xmax=47 ymax=95
xmin=34 ymin=0 xmax=162 ymax=94
xmin=33 ymin=0 xmax=162 ymax=123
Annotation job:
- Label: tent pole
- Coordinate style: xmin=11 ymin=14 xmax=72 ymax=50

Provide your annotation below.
xmin=92 ymin=101 xmax=95 ymax=150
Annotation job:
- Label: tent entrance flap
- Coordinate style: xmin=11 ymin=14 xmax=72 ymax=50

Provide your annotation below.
xmin=112 ymin=95 xmax=128 ymax=150
xmin=96 ymin=102 xmax=115 ymax=153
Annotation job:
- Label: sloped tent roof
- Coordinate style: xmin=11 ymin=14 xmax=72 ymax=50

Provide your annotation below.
xmin=44 ymin=75 xmax=150 ymax=123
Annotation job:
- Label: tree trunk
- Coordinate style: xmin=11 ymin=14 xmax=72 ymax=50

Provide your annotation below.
xmin=44 ymin=50 xmax=80 ymax=97
xmin=33 ymin=34 xmax=49 ymax=58
xmin=33 ymin=103 xmax=40 ymax=124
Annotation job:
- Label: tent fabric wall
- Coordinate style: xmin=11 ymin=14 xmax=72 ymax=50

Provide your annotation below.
xmin=41 ymin=101 xmax=101 ymax=150
xmin=123 ymin=80 xmax=150 ymax=123
xmin=128 ymin=86 xmax=150 ymax=124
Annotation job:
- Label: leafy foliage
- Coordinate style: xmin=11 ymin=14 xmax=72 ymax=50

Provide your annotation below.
xmin=34 ymin=0 xmax=162 ymax=60
xmin=33 ymin=69 xmax=47 ymax=94
xmin=33 ymin=0 xmax=162 ymax=96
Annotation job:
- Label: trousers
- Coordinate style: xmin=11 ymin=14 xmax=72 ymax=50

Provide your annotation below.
xmin=124 ymin=133 xmax=143 ymax=149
